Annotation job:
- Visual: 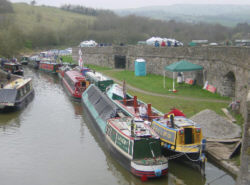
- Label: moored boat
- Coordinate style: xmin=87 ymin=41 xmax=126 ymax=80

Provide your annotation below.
xmin=0 ymin=78 xmax=34 ymax=111
xmin=62 ymin=70 xmax=89 ymax=100
xmin=39 ymin=59 xmax=61 ymax=73
xmin=151 ymin=112 xmax=206 ymax=165
xmin=28 ymin=55 xmax=40 ymax=69
xmin=2 ymin=62 xmax=23 ymax=76
xmin=106 ymin=83 xmax=206 ymax=167
xmin=82 ymin=84 xmax=168 ymax=179
xmin=85 ymin=71 xmax=113 ymax=92
xmin=57 ymin=65 xmax=72 ymax=79
xmin=20 ymin=56 xmax=29 ymax=65
xmin=106 ymin=83 xmax=163 ymax=118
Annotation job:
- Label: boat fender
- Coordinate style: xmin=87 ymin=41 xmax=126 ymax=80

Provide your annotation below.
xmin=168 ymin=144 xmax=171 ymax=149
xmin=154 ymin=169 xmax=162 ymax=177
xmin=202 ymin=139 xmax=206 ymax=152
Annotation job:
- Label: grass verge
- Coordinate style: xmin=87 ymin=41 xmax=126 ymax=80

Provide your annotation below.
xmin=100 ymin=70 xmax=230 ymax=100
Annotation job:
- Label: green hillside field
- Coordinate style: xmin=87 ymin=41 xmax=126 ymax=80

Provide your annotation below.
xmin=13 ymin=3 xmax=95 ymax=32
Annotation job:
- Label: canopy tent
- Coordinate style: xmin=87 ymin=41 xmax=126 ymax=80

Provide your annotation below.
xmin=163 ymin=60 xmax=204 ymax=91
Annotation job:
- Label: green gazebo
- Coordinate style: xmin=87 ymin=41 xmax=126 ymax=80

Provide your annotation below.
xmin=164 ymin=60 xmax=204 ymax=91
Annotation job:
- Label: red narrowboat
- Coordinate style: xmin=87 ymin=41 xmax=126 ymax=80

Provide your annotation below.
xmin=39 ymin=59 xmax=61 ymax=73
xmin=62 ymin=70 xmax=89 ymax=99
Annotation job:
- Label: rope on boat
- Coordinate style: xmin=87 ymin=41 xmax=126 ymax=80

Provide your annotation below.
xmin=168 ymin=144 xmax=205 ymax=162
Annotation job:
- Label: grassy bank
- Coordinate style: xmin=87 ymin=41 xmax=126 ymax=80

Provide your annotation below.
xmin=86 ymin=64 xmax=230 ymax=117
xmin=88 ymin=67 xmax=230 ymax=100
xmin=127 ymin=89 xmax=228 ymax=117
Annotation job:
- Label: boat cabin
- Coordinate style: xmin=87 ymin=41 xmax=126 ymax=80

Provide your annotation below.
xmin=85 ymin=71 xmax=113 ymax=92
xmin=3 ymin=62 xmax=23 ymax=76
xmin=63 ymin=70 xmax=90 ymax=98
xmin=0 ymin=78 xmax=33 ymax=109
xmin=152 ymin=116 xmax=203 ymax=154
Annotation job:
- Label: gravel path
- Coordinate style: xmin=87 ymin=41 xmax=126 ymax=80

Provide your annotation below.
xmin=191 ymin=109 xmax=241 ymax=139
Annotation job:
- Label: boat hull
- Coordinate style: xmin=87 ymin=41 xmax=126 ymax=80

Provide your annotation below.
xmin=0 ymin=89 xmax=34 ymax=112
xmin=61 ymin=78 xmax=81 ymax=101
xmin=81 ymin=85 xmax=168 ymax=178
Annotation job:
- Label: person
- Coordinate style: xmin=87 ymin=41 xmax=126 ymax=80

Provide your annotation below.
xmin=139 ymin=104 xmax=148 ymax=119
xmin=7 ymin=70 xmax=11 ymax=81
xmin=177 ymin=72 xmax=182 ymax=83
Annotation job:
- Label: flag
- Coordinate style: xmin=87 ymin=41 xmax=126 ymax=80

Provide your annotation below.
xmin=78 ymin=55 xmax=83 ymax=68
xmin=78 ymin=49 xmax=83 ymax=67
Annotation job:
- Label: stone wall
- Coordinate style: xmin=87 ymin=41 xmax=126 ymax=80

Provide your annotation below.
xmin=73 ymin=45 xmax=250 ymax=119
xmin=237 ymin=90 xmax=250 ymax=185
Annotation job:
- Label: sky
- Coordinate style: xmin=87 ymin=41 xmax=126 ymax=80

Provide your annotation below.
xmin=10 ymin=0 xmax=250 ymax=9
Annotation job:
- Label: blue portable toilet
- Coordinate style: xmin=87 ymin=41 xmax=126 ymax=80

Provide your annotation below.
xmin=134 ymin=58 xmax=146 ymax=76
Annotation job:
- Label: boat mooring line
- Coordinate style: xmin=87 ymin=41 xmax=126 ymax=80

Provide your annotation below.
xmin=206 ymin=173 xmax=227 ymax=185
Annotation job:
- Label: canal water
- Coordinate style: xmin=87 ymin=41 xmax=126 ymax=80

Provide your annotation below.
xmin=0 ymin=67 xmax=235 ymax=185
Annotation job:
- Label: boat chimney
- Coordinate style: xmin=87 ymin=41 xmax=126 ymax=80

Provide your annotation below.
xmin=133 ymin=96 xmax=137 ymax=112
xmin=147 ymin=104 xmax=152 ymax=120
xmin=170 ymin=114 xmax=174 ymax=128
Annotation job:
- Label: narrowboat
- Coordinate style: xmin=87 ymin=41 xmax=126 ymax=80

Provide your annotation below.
xmin=57 ymin=65 xmax=72 ymax=79
xmin=28 ymin=55 xmax=40 ymax=69
xmin=106 ymin=83 xmax=206 ymax=167
xmin=0 ymin=78 xmax=34 ymax=111
xmin=20 ymin=56 xmax=29 ymax=65
xmin=106 ymin=83 xmax=163 ymax=118
xmin=2 ymin=62 xmax=23 ymax=76
xmin=82 ymin=84 xmax=168 ymax=179
xmin=39 ymin=59 xmax=61 ymax=73
xmin=62 ymin=70 xmax=89 ymax=100
xmin=85 ymin=71 xmax=113 ymax=92
xmin=151 ymin=113 xmax=206 ymax=164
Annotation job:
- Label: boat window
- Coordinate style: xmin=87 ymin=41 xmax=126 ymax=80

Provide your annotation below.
xmin=17 ymin=90 xmax=21 ymax=99
xmin=20 ymin=88 xmax=23 ymax=97
xmin=26 ymin=83 xmax=30 ymax=91
xmin=184 ymin=128 xmax=193 ymax=144
xmin=23 ymin=86 xmax=27 ymax=94
xmin=81 ymin=81 xmax=86 ymax=87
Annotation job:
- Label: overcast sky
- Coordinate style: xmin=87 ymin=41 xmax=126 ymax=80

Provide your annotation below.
xmin=10 ymin=0 xmax=250 ymax=9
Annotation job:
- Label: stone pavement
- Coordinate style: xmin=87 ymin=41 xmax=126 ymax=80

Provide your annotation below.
xmin=237 ymin=90 xmax=250 ymax=185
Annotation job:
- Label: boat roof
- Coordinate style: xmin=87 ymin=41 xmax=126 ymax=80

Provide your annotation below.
xmin=65 ymin=70 xmax=85 ymax=82
xmin=108 ymin=116 xmax=159 ymax=139
xmin=107 ymin=83 xmax=125 ymax=99
xmin=4 ymin=62 xmax=21 ymax=66
xmin=4 ymin=78 xmax=32 ymax=89
xmin=155 ymin=116 xmax=200 ymax=128
xmin=0 ymin=89 xmax=17 ymax=105
xmin=86 ymin=71 xmax=111 ymax=81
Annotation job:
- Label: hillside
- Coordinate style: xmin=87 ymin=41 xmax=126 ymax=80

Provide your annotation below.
xmin=115 ymin=4 xmax=250 ymax=27
xmin=13 ymin=3 xmax=96 ymax=32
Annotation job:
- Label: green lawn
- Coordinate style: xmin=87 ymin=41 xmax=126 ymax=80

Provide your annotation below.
xmin=127 ymin=89 xmax=228 ymax=118
xmin=60 ymin=55 xmax=76 ymax=64
xmin=85 ymin=64 xmax=112 ymax=71
xmin=100 ymin=70 xmax=230 ymax=100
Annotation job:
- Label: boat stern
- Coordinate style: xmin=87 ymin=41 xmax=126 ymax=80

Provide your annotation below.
xmin=131 ymin=157 xmax=168 ymax=178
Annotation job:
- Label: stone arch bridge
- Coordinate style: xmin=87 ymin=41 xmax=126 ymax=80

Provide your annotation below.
xmin=73 ymin=45 xmax=250 ymax=118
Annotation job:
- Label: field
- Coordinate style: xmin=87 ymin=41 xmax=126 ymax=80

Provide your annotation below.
xmin=12 ymin=3 xmax=95 ymax=33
